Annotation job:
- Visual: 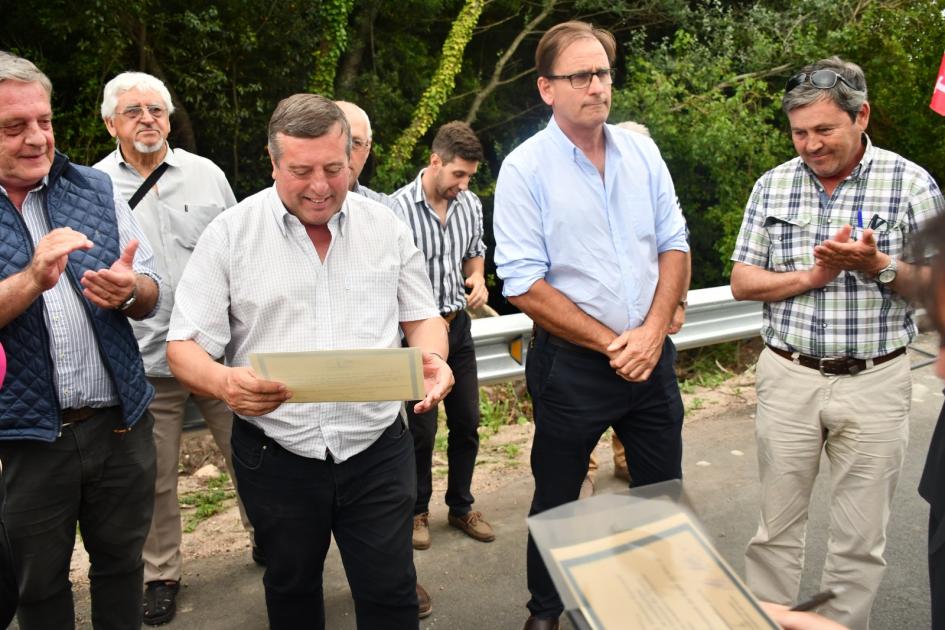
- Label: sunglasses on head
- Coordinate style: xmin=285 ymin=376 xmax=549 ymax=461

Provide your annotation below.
xmin=785 ymin=69 xmax=860 ymax=94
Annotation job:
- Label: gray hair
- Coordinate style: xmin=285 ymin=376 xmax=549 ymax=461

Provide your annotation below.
xmin=782 ymin=56 xmax=868 ymax=121
xmin=0 ymin=51 xmax=52 ymax=96
xmin=101 ymin=72 xmax=175 ymax=120
xmin=268 ymin=94 xmax=351 ymax=162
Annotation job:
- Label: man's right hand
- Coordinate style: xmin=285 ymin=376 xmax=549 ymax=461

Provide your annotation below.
xmin=27 ymin=227 xmax=94 ymax=292
xmin=219 ymin=367 xmax=291 ymax=417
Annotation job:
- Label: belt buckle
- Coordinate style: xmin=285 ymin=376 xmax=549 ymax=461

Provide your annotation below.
xmin=818 ymin=357 xmax=840 ymax=377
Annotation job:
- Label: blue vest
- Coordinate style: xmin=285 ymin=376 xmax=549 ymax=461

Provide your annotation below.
xmin=0 ymin=152 xmax=153 ymax=442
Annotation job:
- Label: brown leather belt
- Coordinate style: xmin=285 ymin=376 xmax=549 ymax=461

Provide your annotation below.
xmin=61 ymin=406 xmax=99 ymax=426
xmin=766 ymin=345 xmax=906 ymax=376
xmin=442 ymin=311 xmax=461 ymax=324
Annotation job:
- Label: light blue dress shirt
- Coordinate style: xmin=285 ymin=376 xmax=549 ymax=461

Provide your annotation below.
xmin=493 ymin=116 xmax=689 ymax=334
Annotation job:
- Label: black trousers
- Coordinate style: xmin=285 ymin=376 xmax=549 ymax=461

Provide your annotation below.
xmin=231 ymin=416 xmax=418 ymax=630
xmin=525 ymin=332 xmax=684 ymax=619
xmin=0 ymin=459 xmax=16 ymax=629
xmin=0 ymin=408 xmax=156 ymax=630
xmin=407 ymin=310 xmax=480 ymax=516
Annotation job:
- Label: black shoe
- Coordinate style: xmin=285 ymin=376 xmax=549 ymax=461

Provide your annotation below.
xmin=252 ymin=545 xmax=266 ymax=566
xmin=143 ymin=580 xmax=180 ymax=626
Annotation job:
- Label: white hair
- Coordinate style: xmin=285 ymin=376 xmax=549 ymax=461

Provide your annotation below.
xmin=100 ymin=72 xmax=175 ymax=120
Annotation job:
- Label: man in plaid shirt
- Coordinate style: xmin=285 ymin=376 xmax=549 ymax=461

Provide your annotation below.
xmin=731 ymin=56 xmax=944 ymax=630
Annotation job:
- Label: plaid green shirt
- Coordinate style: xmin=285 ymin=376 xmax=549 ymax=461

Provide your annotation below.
xmin=732 ymin=136 xmax=944 ymax=358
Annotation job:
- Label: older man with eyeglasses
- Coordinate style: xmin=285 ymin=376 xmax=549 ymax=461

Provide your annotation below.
xmin=731 ymin=57 xmax=945 ymax=630
xmin=93 ymin=71 xmax=251 ymax=626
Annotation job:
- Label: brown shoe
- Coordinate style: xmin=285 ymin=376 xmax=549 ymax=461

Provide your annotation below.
xmin=417 ymin=582 xmax=432 ymax=619
xmin=448 ymin=510 xmax=495 ymax=542
xmin=523 ymin=615 xmax=559 ymax=630
xmin=413 ymin=512 xmax=431 ymax=550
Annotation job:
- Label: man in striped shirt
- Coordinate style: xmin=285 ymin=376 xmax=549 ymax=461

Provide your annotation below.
xmin=0 ymin=52 xmax=161 ymax=629
xmin=731 ymin=57 xmax=944 ymax=630
xmin=392 ymin=121 xmax=495 ymax=548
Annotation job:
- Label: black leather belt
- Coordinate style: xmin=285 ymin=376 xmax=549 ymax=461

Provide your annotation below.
xmin=766 ymin=345 xmax=906 ymax=376
xmin=61 ymin=407 xmax=99 ymax=426
xmin=442 ymin=310 xmax=461 ymax=324
xmin=533 ymin=326 xmax=600 ymax=357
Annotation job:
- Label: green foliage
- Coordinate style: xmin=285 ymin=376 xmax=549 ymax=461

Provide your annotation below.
xmin=308 ymin=0 xmax=356 ymax=96
xmin=374 ymin=0 xmax=485 ymax=189
xmin=179 ymin=474 xmax=236 ymax=533
xmin=612 ymin=0 xmax=945 ymax=286
xmin=3 ymin=0 xmax=943 ymax=293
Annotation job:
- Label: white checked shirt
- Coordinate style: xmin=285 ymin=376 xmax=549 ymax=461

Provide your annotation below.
xmin=392 ymin=170 xmax=486 ymax=314
xmin=0 ymin=177 xmax=161 ymax=409
xmin=732 ymin=136 xmax=944 ymax=358
xmin=168 ymin=185 xmax=438 ymax=460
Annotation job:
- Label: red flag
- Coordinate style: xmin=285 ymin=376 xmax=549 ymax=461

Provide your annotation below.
xmin=932 ymin=50 xmax=945 ymax=116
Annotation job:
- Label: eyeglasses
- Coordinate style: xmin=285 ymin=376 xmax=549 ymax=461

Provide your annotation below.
xmin=785 ymin=69 xmax=860 ymax=94
xmin=118 ymin=105 xmax=167 ymax=121
xmin=351 ymin=137 xmax=372 ymax=152
xmin=544 ymin=68 xmax=613 ymax=90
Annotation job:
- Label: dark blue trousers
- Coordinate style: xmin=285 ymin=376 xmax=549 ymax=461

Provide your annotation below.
xmin=525 ymin=331 xmax=684 ymax=619
xmin=231 ymin=416 xmax=418 ymax=630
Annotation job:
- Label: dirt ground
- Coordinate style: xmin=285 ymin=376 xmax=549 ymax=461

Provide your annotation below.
xmin=67 ymin=361 xmax=759 ymax=585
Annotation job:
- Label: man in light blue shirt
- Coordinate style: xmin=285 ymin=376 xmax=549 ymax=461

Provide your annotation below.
xmin=492 ymin=21 xmax=690 ymax=630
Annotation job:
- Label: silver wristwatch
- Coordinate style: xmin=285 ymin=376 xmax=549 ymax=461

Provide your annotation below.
xmin=117 ymin=285 xmax=138 ymax=311
xmin=876 ymin=257 xmax=898 ymax=285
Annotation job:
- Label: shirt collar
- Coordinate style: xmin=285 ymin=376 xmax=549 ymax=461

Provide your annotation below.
xmin=266 ymin=184 xmax=349 ymax=238
xmin=799 ymin=133 xmax=875 ymax=183
xmin=544 ymin=115 xmax=620 ymax=160
xmin=116 ymin=142 xmax=176 ymax=171
xmin=0 ymin=175 xmax=48 ymax=200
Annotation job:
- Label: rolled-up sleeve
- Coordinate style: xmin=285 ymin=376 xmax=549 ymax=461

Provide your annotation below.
xmin=651 ymin=156 xmax=690 ymax=254
xmin=731 ymin=176 xmax=772 ymax=268
xmin=114 ymin=190 xmax=163 ymax=318
xmin=494 ymin=159 xmax=550 ymax=297
xmin=167 ymin=218 xmax=232 ymax=359
xmin=396 ymin=222 xmax=440 ymax=322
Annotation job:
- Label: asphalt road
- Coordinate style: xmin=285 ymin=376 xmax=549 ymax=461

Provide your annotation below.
xmin=60 ymin=334 xmax=941 ymax=629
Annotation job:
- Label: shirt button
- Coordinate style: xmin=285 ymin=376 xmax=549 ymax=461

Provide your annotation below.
xmin=822 ymin=322 xmax=828 ymax=328
xmin=53 ymin=315 xmax=61 ymax=322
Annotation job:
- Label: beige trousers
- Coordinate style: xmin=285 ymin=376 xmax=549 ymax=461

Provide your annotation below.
xmin=586 ymin=434 xmax=627 ymax=482
xmin=144 ymin=377 xmax=253 ymax=583
xmin=745 ymin=348 xmax=910 ymax=630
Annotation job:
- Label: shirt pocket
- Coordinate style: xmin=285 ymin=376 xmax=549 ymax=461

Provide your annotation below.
xmin=872 ymin=219 xmax=905 ymax=261
xmin=166 ymin=203 xmax=225 ymax=250
xmin=344 ymin=268 xmax=400 ymax=342
xmin=764 ymin=211 xmax=813 ymax=272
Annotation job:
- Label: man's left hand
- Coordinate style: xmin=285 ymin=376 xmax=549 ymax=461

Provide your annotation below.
xmin=607 ymin=323 xmax=665 ymax=382
xmin=813 ymin=225 xmax=887 ymax=274
xmin=464 ymin=273 xmax=488 ymax=310
xmin=414 ymin=351 xmax=454 ymax=414
xmin=80 ymin=239 xmax=139 ymax=309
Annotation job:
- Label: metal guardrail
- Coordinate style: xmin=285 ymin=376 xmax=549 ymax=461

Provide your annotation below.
xmin=184 ymin=286 xmax=760 ymax=428
xmin=472 ymin=285 xmax=763 ymax=385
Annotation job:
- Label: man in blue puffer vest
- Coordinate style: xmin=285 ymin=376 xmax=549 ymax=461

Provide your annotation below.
xmin=0 ymin=51 xmax=162 ymax=629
